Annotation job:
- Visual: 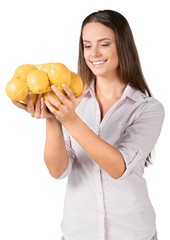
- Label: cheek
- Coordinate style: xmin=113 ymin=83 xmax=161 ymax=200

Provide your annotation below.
xmin=84 ymin=52 xmax=90 ymax=67
xmin=114 ymin=51 xmax=119 ymax=62
xmin=110 ymin=51 xmax=119 ymax=67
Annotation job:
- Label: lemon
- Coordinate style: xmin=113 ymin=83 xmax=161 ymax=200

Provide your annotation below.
xmin=26 ymin=69 xmax=50 ymax=94
xmin=47 ymin=63 xmax=71 ymax=90
xmin=36 ymin=62 xmax=54 ymax=73
xmin=5 ymin=63 xmax=83 ymax=105
xmin=6 ymin=78 xmax=29 ymax=101
xmin=70 ymin=72 xmax=84 ymax=97
xmin=22 ymin=94 xmax=38 ymax=104
xmin=13 ymin=64 xmax=37 ymax=82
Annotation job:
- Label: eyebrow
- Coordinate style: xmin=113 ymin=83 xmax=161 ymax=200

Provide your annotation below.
xmin=83 ymin=38 xmax=111 ymax=43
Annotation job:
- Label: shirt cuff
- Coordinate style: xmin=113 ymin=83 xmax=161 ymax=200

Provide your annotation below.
xmin=56 ymin=158 xmax=73 ymax=179
xmin=116 ymin=149 xmax=142 ymax=180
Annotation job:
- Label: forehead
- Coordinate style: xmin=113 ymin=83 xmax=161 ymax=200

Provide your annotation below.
xmin=82 ymin=22 xmax=115 ymax=41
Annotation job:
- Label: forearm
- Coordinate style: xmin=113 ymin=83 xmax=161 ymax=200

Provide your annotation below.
xmin=44 ymin=118 xmax=69 ymax=178
xmin=63 ymin=114 xmax=126 ymax=179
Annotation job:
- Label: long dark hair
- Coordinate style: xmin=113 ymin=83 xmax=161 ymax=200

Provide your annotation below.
xmin=78 ymin=10 xmax=152 ymax=166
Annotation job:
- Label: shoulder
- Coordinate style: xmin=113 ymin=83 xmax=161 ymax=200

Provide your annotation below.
xmin=135 ymin=96 xmax=165 ymax=129
xmin=144 ymin=96 xmax=165 ymax=116
xmin=126 ymin=85 xmax=165 ymax=115
xmin=126 ymin=86 xmax=165 ymax=123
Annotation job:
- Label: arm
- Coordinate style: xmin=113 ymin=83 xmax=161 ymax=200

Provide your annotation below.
xmin=63 ymin=114 xmax=126 ymax=179
xmin=45 ymin=85 xmax=126 ymax=179
xmin=44 ymin=118 xmax=69 ymax=178
xmin=13 ymin=93 xmax=70 ymax=178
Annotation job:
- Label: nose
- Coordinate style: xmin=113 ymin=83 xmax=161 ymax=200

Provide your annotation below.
xmin=90 ymin=46 xmax=101 ymax=57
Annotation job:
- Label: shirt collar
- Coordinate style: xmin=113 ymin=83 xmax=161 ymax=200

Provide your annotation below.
xmin=85 ymin=81 xmax=148 ymax=103
xmin=122 ymin=85 xmax=148 ymax=102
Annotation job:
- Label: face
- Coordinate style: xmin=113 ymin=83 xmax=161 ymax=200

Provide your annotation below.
xmin=82 ymin=22 xmax=119 ymax=79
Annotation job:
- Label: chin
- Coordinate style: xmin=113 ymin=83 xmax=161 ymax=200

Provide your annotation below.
xmin=91 ymin=68 xmax=105 ymax=76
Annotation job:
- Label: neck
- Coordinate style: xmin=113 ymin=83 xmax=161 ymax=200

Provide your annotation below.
xmin=95 ymin=77 xmax=126 ymax=100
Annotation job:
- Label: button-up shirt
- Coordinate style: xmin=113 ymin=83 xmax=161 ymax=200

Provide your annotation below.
xmin=58 ymin=82 xmax=164 ymax=240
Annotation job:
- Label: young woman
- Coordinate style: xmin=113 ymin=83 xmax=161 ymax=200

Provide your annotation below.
xmin=13 ymin=10 xmax=164 ymax=240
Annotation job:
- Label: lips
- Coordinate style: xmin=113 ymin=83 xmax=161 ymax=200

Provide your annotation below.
xmin=91 ymin=60 xmax=106 ymax=65
xmin=90 ymin=60 xmax=107 ymax=70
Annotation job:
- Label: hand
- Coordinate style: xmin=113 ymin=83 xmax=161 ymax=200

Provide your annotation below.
xmin=12 ymin=93 xmax=55 ymax=119
xmin=45 ymin=84 xmax=85 ymax=124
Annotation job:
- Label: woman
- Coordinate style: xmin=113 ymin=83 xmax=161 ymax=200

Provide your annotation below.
xmin=13 ymin=10 xmax=164 ymax=240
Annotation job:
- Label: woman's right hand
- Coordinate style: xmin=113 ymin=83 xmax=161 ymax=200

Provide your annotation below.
xmin=12 ymin=93 xmax=55 ymax=119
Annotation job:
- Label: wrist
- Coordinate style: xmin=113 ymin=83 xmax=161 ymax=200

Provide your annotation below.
xmin=62 ymin=113 xmax=79 ymax=129
xmin=46 ymin=117 xmax=61 ymax=127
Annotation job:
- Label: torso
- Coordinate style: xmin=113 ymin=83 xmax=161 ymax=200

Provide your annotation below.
xmin=96 ymin=95 xmax=120 ymax=119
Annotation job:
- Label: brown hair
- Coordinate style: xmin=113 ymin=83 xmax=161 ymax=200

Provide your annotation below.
xmin=78 ymin=10 xmax=152 ymax=166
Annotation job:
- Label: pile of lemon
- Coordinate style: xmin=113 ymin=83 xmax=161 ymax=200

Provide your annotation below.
xmin=5 ymin=63 xmax=84 ymax=103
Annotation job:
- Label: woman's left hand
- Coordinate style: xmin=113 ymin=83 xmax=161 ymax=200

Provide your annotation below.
xmin=45 ymin=84 xmax=85 ymax=124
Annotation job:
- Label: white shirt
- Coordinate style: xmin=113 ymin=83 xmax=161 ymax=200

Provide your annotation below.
xmin=58 ymin=82 xmax=164 ymax=240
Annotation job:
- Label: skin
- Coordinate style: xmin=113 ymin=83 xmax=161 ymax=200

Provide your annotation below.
xmin=13 ymin=22 xmax=126 ymax=179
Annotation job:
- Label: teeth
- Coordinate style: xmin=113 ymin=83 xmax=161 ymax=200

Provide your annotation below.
xmin=92 ymin=61 xmax=105 ymax=65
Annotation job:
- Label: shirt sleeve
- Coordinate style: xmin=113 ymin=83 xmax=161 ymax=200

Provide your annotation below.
xmin=56 ymin=126 xmax=75 ymax=179
xmin=117 ymin=99 xmax=165 ymax=179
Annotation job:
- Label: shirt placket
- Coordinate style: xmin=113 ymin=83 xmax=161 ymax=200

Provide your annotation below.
xmin=94 ymin=124 xmax=106 ymax=240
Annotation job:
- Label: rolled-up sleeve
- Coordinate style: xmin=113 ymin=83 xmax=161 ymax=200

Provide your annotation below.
xmin=117 ymin=99 xmax=165 ymax=178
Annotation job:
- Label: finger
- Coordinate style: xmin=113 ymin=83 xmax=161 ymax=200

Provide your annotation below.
xmin=40 ymin=97 xmax=54 ymax=118
xmin=46 ymin=91 xmax=61 ymax=110
xmin=34 ymin=94 xmax=43 ymax=118
xmin=27 ymin=93 xmax=35 ymax=117
xmin=45 ymin=99 xmax=58 ymax=115
xmin=61 ymin=84 xmax=75 ymax=101
xmin=40 ymin=97 xmax=46 ymax=118
xmin=12 ymin=100 xmax=27 ymax=111
xmin=50 ymin=85 xmax=70 ymax=106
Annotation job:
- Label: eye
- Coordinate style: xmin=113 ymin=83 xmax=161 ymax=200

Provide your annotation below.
xmin=83 ymin=44 xmax=92 ymax=49
xmin=101 ymin=42 xmax=110 ymax=47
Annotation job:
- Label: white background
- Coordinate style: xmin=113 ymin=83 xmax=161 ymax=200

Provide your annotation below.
xmin=0 ymin=0 xmax=169 ymax=239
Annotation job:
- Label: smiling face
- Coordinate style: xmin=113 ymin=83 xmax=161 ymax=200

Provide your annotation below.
xmin=82 ymin=22 xmax=119 ymax=79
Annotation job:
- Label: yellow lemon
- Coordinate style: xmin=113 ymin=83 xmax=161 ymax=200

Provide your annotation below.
xmin=6 ymin=78 xmax=29 ymax=101
xmin=14 ymin=64 xmax=37 ymax=81
xmin=22 ymin=94 xmax=38 ymax=104
xmin=47 ymin=63 xmax=71 ymax=90
xmin=36 ymin=62 xmax=54 ymax=73
xmin=26 ymin=69 xmax=50 ymax=94
xmin=70 ymin=71 xmax=84 ymax=97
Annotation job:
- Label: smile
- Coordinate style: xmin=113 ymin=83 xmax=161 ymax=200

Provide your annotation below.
xmin=91 ymin=60 xmax=106 ymax=65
